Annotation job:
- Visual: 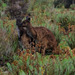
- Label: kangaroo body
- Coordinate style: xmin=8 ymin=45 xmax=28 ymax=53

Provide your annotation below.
xmin=22 ymin=18 xmax=57 ymax=55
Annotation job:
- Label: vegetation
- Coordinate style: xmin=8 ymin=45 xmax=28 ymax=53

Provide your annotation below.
xmin=54 ymin=0 xmax=75 ymax=8
xmin=70 ymin=4 xmax=75 ymax=10
xmin=0 ymin=0 xmax=75 ymax=75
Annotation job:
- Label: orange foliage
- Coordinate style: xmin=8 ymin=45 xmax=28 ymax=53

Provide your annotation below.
xmin=12 ymin=60 xmax=18 ymax=66
xmin=72 ymin=48 xmax=75 ymax=56
xmin=50 ymin=54 xmax=56 ymax=59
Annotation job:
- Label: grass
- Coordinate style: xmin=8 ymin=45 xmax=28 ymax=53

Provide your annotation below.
xmin=0 ymin=0 xmax=75 ymax=75
xmin=6 ymin=51 xmax=75 ymax=75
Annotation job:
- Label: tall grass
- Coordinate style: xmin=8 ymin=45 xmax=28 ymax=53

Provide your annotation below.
xmin=0 ymin=0 xmax=75 ymax=74
xmin=0 ymin=18 xmax=18 ymax=60
xmin=7 ymin=51 xmax=75 ymax=75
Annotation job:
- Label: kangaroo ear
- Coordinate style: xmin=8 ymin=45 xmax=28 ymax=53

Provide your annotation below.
xmin=26 ymin=16 xmax=30 ymax=22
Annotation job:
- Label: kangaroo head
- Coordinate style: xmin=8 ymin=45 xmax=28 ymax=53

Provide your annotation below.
xmin=22 ymin=16 xmax=31 ymax=28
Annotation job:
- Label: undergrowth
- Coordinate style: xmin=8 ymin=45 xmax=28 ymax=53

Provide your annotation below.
xmin=0 ymin=18 xmax=18 ymax=60
xmin=6 ymin=50 xmax=75 ymax=75
xmin=0 ymin=0 xmax=75 ymax=75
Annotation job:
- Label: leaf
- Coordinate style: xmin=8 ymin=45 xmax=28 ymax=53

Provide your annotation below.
xmin=2 ymin=3 xmax=7 ymax=8
xmin=6 ymin=63 xmax=12 ymax=72
xmin=27 ymin=56 xmax=30 ymax=67
xmin=0 ymin=20 xmax=3 ymax=29
xmin=18 ymin=60 xmax=23 ymax=66
xmin=19 ymin=70 xmax=26 ymax=75
xmin=29 ymin=70 xmax=31 ymax=75
xmin=38 ymin=61 xmax=42 ymax=66
xmin=34 ymin=68 xmax=38 ymax=75
xmin=29 ymin=65 xmax=33 ymax=71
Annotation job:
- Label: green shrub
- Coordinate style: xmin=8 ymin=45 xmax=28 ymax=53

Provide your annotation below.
xmin=47 ymin=24 xmax=64 ymax=44
xmin=70 ymin=4 xmax=75 ymax=10
xmin=54 ymin=0 xmax=73 ymax=8
xmin=0 ymin=0 xmax=7 ymax=17
xmin=56 ymin=3 xmax=64 ymax=8
xmin=66 ymin=32 xmax=75 ymax=49
xmin=0 ymin=19 xmax=18 ymax=60
xmin=7 ymin=51 xmax=75 ymax=75
xmin=28 ymin=0 xmax=54 ymax=13
xmin=55 ymin=13 xmax=75 ymax=31
xmin=54 ymin=0 xmax=64 ymax=8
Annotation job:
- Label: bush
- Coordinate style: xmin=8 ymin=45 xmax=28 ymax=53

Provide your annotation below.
xmin=67 ymin=32 xmax=75 ymax=49
xmin=54 ymin=0 xmax=63 ymax=8
xmin=55 ymin=13 xmax=75 ymax=31
xmin=56 ymin=3 xmax=64 ymax=8
xmin=47 ymin=24 xmax=63 ymax=45
xmin=28 ymin=0 xmax=54 ymax=13
xmin=54 ymin=0 xmax=73 ymax=8
xmin=0 ymin=18 xmax=18 ymax=60
xmin=70 ymin=4 xmax=75 ymax=10
xmin=6 ymin=0 xmax=31 ymax=19
xmin=0 ymin=0 xmax=7 ymax=17
xmin=7 ymin=50 xmax=75 ymax=75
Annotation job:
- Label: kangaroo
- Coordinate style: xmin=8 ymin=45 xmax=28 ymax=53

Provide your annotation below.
xmin=21 ymin=16 xmax=57 ymax=55
xmin=16 ymin=17 xmax=32 ymax=50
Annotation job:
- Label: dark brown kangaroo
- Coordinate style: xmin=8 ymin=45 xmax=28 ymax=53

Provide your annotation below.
xmin=16 ymin=17 xmax=32 ymax=50
xmin=22 ymin=17 xmax=57 ymax=55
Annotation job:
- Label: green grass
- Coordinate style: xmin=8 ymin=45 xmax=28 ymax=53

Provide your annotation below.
xmin=0 ymin=0 xmax=75 ymax=75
